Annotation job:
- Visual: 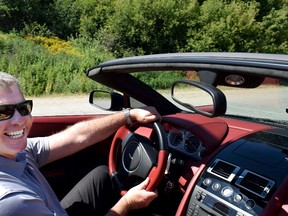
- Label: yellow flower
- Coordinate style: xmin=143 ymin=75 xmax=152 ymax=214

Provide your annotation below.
xmin=26 ymin=36 xmax=81 ymax=56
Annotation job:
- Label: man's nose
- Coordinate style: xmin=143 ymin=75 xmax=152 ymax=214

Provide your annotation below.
xmin=10 ymin=109 xmax=25 ymax=124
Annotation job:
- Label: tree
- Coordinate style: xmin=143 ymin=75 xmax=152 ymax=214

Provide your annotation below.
xmin=258 ymin=4 xmax=288 ymax=53
xmin=185 ymin=0 xmax=261 ymax=52
xmin=98 ymin=0 xmax=200 ymax=56
xmin=0 ymin=0 xmax=54 ymax=33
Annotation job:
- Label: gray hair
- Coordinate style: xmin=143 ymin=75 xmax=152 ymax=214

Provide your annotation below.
xmin=0 ymin=71 xmax=19 ymax=92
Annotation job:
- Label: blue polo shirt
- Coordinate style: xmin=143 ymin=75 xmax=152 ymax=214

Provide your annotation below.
xmin=0 ymin=137 xmax=68 ymax=216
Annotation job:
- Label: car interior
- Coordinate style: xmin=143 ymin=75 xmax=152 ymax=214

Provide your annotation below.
xmin=28 ymin=53 xmax=288 ymax=216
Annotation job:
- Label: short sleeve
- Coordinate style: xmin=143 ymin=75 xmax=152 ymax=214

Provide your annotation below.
xmin=0 ymin=193 xmax=58 ymax=216
xmin=25 ymin=137 xmax=50 ymax=168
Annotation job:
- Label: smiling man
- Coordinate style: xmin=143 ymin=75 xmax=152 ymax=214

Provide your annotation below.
xmin=0 ymin=71 xmax=159 ymax=216
xmin=0 ymin=75 xmax=30 ymax=154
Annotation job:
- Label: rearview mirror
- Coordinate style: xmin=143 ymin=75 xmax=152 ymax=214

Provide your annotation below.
xmin=89 ymin=90 xmax=124 ymax=111
xmin=171 ymin=80 xmax=226 ymax=117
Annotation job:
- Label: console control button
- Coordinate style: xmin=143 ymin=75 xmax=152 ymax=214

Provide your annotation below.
xmin=203 ymin=178 xmax=212 ymax=186
xmin=234 ymin=193 xmax=243 ymax=203
xmin=195 ymin=192 xmax=202 ymax=201
xmin=221 ymin=186 xmax=233 ymax=197
xmin=246 ymin=199 xmax=255 ymax=209
xmin=212 ymin=182 xmax=221 ymax=191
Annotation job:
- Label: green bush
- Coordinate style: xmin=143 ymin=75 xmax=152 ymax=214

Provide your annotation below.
xmin=0 ymin=33 xmax=114 ymax=95
xmin=0 ymin=33 xmax=183 ymax=96
xmin=133 ymin=71 xmax=186 ymax=89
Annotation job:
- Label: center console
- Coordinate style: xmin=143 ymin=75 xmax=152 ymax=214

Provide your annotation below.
xmin=186 ymin=129 xmax=288 ymax=216
xmin=187 ymin=159 xmax=270 ymax=216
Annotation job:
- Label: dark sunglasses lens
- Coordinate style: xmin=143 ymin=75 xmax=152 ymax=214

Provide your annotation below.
xmin=0 ymin=106 xmax=14 ymax=120
xmin=0 ymin=100 xmax=33 ymax=120
xmin=17 ymin=101 xmax=33 ymax=116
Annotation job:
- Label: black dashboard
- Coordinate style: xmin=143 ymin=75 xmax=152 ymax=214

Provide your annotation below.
xmin=185 ymin=128 xmax=288 ymax=216
xmin=166 ymin=125 xmax=206 ymax=160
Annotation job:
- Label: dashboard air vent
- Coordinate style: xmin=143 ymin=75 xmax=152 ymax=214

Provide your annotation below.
xmin=207 ymin=159 xmax=240 ymax=182
xmin=235 ymin=170 xmax=275 ymax=199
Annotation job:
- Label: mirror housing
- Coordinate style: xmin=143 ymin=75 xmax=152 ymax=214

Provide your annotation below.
xmin=171 ymin=80 xmax=226 ymax=117
xmin=89 ymin=90 xmax=124 ymax=111
xmin=198 ymin=70 xmax=265 ymax=88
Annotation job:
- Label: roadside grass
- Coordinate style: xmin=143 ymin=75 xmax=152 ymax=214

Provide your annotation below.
xmin=0 ymin=33 xmax=113 ymax=96
xmin=0 ymin=33 xmax=187 ymax=96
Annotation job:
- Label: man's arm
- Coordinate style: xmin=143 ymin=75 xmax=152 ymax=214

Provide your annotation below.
xmin=46 ymin=107 xmax=161 ymax=163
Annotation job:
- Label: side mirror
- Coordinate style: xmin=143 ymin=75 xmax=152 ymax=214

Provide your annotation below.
xmin=171 ymin=80 xmax=226 ymax=117
xmin=89 ymin=90 xmax=124 ymax=111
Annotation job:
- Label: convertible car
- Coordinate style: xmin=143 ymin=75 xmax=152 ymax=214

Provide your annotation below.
xmin=29 ymin=53 xmax=288 ymax=216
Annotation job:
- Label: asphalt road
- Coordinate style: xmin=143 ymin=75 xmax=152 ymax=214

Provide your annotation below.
xmin=28 ymin=94 xmax=111 ymax=116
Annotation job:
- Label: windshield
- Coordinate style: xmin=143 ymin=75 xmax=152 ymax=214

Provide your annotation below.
xmin=131 ymin=71 xmax=288 ymax=124
xmin=219 ymin=83 xmax=288 ymax=121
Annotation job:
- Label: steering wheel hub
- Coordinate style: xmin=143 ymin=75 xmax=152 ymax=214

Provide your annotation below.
xmin=122 ymin=141 xmax=142 ymax=172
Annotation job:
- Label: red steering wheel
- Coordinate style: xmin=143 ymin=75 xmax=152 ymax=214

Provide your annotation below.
xmin=109 ymin=122 xmax=168 ymax=195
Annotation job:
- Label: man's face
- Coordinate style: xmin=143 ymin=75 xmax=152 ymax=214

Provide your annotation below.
xmin=0 ymin=83 xmax=33 ymax=159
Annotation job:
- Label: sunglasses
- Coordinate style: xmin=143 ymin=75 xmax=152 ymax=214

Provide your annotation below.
xmin=0 ymin=100 xmax=33 ymax=121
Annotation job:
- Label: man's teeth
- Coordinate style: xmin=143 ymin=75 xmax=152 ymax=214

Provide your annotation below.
xmin=6 ymin=129 xmax=24 ymax=138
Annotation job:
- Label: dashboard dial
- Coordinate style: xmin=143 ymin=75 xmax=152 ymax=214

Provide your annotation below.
xmin=168 ymin=128 xmax=184 ymax=147
xmin=184 ymin=133 xmax=201 ymax=154
xmin=166 ymin=126 xmax=205 ymax=160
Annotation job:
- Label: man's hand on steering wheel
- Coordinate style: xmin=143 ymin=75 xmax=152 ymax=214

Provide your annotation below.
xmin=124 ymin=177 xmax=158 ymax=209
xmin=129 ymin=106 xmax=162 ymax=124
xmin=107 ymin=177 xmax=158 ymax=215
